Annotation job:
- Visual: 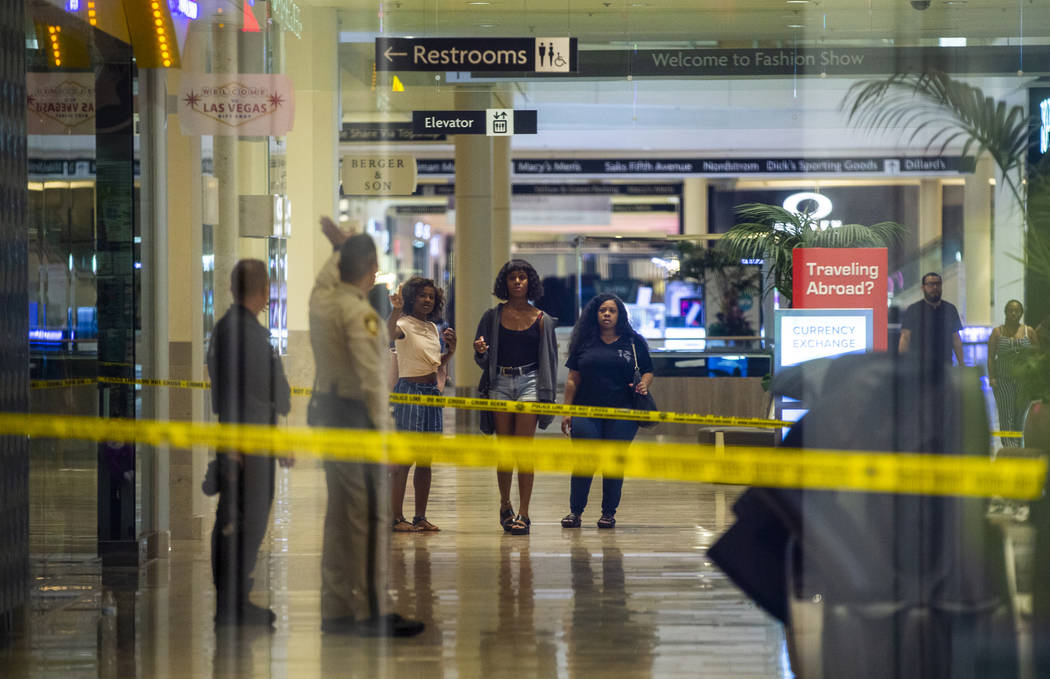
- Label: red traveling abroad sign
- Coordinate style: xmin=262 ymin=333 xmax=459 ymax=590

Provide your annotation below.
xmin=792 ymin=248 xmax=888 ymax=351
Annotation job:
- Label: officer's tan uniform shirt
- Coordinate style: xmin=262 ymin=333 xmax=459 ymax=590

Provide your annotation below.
xmin=308 ymin=252 xmax=391 ymax=430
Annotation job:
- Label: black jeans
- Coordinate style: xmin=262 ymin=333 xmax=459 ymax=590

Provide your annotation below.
xmin=569 ymin=416 xmax=639 ymax=516
xmin=211 ymin=452 xmax=275 ymax=612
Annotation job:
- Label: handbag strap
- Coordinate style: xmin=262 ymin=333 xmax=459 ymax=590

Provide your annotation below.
xmin=631 ymin=338 xmax=640 ymax=372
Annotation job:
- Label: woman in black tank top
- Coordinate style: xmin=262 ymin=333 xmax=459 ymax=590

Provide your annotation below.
xmin=473 ymin=260 xmax=549 ymax=536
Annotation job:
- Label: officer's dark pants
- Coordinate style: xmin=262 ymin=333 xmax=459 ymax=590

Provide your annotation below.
xmin=211 ymin=452 xmax=275 ymax=613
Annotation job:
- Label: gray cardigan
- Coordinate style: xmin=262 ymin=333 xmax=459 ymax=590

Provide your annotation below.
xmin=474 ymin=304 xmax=559 ymax=428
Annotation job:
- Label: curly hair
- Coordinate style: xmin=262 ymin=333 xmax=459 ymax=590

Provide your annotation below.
xmin=492 ymin=259 xmax=543 ymax=302
xmin=568 ymin=293 xmax=638 ymax=355
xmin=401 ymin=276 xmax=445 ymax=322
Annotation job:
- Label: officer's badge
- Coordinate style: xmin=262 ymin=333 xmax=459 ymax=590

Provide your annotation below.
xmin=364 ymin=313 xmax=380 ymax=337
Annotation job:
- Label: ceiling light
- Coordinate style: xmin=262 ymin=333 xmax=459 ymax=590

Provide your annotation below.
xmin=787 ymin=24 xmax=805 ymax=28
xmin=466 ymin=1 xmax=490 ymax=4
xmin=786 ymin=0 xmax=809 ymax=3
xmin=938 ymin=37 xmax=966 ymax=47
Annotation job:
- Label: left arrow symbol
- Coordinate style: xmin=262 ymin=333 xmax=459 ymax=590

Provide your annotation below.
xmin=384 ymin=46 xmax=408 ymax=62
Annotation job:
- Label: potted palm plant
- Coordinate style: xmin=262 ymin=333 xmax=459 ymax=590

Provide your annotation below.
xmin=673 ymin=241 xmax=761 ymax=339
xmin=718 ymin=202 xmax=906 ymax=307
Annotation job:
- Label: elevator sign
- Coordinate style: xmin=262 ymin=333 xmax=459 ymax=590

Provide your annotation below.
xmin=376 ymin=37 xmax=577 ymax=73
xmin=411 ymin=110 xmax=538 ymax=136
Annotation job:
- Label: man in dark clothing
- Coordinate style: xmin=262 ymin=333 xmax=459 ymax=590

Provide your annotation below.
xmin=207 ymin=258 xmax=292 ymax=627
xmin=898 ymin=272 xmax=964 ymax=366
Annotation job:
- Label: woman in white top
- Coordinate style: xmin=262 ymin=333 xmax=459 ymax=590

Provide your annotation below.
xmin=388 ymin=277 xmax=456 ymax=531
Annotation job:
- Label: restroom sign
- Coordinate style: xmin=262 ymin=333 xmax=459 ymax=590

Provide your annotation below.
xmin=376 ymin=37 xmax=577 ymax=73
xmin=341 ymin=154 xmax=417 ymax=196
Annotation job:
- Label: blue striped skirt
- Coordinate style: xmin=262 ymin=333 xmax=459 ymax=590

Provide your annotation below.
xmin=392 ymin=379 xmax=443 ymax=433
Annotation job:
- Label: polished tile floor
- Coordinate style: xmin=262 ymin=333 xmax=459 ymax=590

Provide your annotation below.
xmin=4 ymin=451 xmax=793 ymax=678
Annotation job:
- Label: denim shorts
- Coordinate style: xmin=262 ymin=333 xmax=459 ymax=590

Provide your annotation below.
xmin=490 ymin=370 xmax=538 ymax=402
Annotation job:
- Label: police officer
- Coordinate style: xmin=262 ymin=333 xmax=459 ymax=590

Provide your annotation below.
xmin=308 ymin=217 xmax=425 ymax=638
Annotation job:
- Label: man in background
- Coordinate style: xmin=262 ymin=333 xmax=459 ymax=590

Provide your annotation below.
xmin=207 ymin=258 xmax=292 ymax=627
xmin=898 ymin=271 xmax=964 ymax=367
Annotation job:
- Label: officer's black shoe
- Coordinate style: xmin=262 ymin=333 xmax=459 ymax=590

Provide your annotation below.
xmin=215 ymin=602 xmax=276 ymax=627
xmin=355 ymin=613 xmax=425 ymax=638
xmin=321 ymin=615 xmax=357 ymax=634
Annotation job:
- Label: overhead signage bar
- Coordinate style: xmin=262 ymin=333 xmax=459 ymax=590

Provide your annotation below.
xmin=411 ymin=110 xmax=537 ymax=136
xmin=341 ymin=122 xmax=446 ymax=143
xmin=414 ymin=156 xmax=975 ymax=176
xmin=452 ymin=45 xmax=1050 ymax=79
xmin=376 ymin=37 xmax=577 ymax=73
xmin=411 ymin=183 xmax=683 ymax=197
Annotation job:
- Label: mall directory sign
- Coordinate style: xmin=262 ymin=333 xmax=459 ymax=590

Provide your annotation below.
xmin=376 ymin=37 xmax=577 ymax=73
xmin=792 ymin=248 xmax=888 ymax=351
xmin=774 ymin=308 xmax=874 ymax=371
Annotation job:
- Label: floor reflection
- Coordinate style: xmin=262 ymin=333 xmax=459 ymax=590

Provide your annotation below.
xmin=568 ymin=544 xmax=655 ymax=678
xmin=9 ymin=454 xmax=791 ymax=678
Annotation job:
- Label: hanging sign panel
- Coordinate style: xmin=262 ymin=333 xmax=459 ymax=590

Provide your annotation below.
xmin=775 ymin=308 xmax=874 ymax=371
xmin=376 ymin=37 xmax=577 ymax=73
xmin=792 ymin=248 xmax=889 ymax=352
xmin=341 ymin=155 xmax=418 ymax=196
xmin=26 ymin=73 xmax=95 ymax=134
xmin=411 ymin=110 xmax=537 ymax=136
xmin=178 ymin=74 xmax=295 ymax=136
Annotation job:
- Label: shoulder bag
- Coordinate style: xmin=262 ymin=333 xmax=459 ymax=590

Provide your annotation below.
xmin=631 ymin=338 xmax=658 ymax=428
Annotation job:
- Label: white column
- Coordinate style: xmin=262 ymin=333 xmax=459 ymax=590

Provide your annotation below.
xmin=211 ymin=23 xmax=239 ymax=321
xmin=918 ymin=179 xmax=943 ymax=278
xmin=993 ymin=175 xmax=1026 ymax=318
xmin=682 ymin=177 xmax=708 ymax=236
xmin=491 ymin=134 xmax=512 ymax=269
xmin=453 ymin=87 xmax=500 ymax=414
xmin=165 ymin=67 xmax=207 ymax=541
xmin=138 ymin=67 xmax=170 ymax=555
xmin=285 ymin=7 xmax=339 ymax=335
xmin=963 ymin=156 xmax=995 ymax=326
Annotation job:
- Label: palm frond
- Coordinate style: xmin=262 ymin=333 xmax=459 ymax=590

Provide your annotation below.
xmin=842 ymin=71 xmax=1028 ymax=202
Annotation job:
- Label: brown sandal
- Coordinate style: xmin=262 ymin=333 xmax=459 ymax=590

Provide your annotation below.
xmin=392 ymin=517 xmax=420 ymax=532
xmin=412 ymin=516 xmax=440 ymax=531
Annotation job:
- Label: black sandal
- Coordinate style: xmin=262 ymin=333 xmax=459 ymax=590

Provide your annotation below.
xmin=561 ymin=512 xmax=581 ymax=528
xmin=500 ymin=505 xmax=515 ymax=532
xmin=509 ymin=515 xmax=531 ymax=535
xmin=597 ymin=514 xmax=616 ymax=529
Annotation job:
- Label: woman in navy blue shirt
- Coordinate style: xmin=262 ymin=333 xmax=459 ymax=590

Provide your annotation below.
xmin=560 ymin=293 xmax=653 ymax=529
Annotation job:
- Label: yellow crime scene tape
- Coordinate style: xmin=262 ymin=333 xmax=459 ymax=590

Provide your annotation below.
xmin=0 ymin=412 xmax=1045 ymax=500
xmin=29 ymin=378 xmax=96 ymax=390
xmin=30 ymin=376 xmax=1028 ymax=438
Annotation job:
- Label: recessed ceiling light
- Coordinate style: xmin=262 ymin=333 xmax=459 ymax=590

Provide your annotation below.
xmin=466 ymin=1 xmax=490 ymax=4
xmin=787 ymin=24 xmax=805 ymax=28
xmin=786 ymin=0 xmax=809 ymax=3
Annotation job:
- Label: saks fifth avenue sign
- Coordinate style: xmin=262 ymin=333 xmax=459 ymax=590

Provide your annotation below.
xmin=178 ymin=74 xmax=295 ymax=136
xmin=26 ymin=73 xmax=95 ymax=134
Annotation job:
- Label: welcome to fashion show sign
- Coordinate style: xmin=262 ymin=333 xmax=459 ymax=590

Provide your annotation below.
xmin=451 ymin=45 xmax=1050 ymax=79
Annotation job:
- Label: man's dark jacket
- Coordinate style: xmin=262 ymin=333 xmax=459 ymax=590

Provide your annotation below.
xmin=208 ymin=304 xmax=291 ymax=424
